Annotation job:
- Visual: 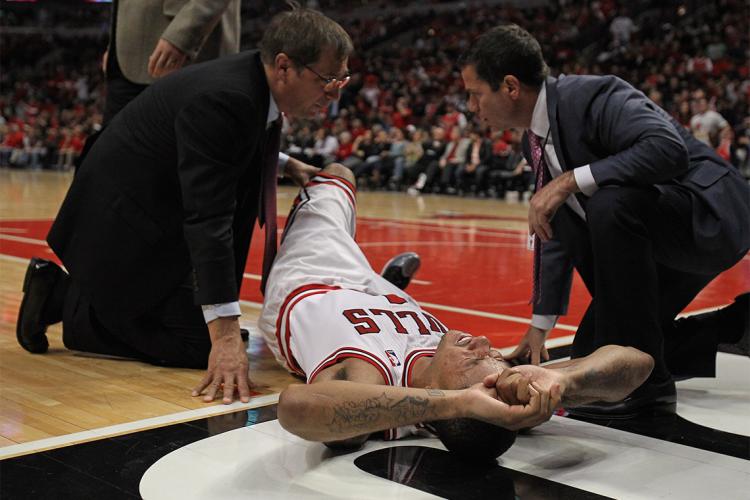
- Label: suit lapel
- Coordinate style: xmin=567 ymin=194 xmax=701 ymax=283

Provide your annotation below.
xmin=545 ymin=76 xmax=568 ymax=172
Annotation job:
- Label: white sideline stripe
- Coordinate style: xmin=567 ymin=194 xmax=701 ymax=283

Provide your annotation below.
xmin=0 ymin=394 xmax=280 ymax=460
xmin=419 ymin=300 xmax=579 ymax=332
xmin=0 ymin=234 xmax=48 ymax=245
xmin=245 ymin=271 xmax=431 ymax=286
xmin=0 ymin=227 xmax=27 ymax=234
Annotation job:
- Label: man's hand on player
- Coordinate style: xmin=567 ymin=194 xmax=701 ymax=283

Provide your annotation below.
xmin=505 ymin=325 xmax=550 ymax=365
xmin=192 ymin=317 xmax=254 ymax=404
xmin=284 ymin=157 xmax=320 ymax=186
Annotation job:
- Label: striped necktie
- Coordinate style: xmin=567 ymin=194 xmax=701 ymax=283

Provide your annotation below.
xmin=527 ymin=131 xmax=550 ymax=304
xmin=259 ymin=119 xmax=281 ymax=294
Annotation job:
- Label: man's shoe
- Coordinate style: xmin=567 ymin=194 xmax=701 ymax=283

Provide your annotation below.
xmin=381 ymin=252 xmax=421 ymax=290
xmin=566 ymin=378 xmax=677 ymax=420
xmin=717 ymin=293 xmax=750 ymax=356
xmin=16 ymin=257 xmax=64 ymax=354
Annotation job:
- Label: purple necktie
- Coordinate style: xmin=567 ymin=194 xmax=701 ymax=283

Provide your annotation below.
xmin=527 ymin=131 xmax=549 ymax=305
xmin=260 ymin=119 xmax=281 ymax=295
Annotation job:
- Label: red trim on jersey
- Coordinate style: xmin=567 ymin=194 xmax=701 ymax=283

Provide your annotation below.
xmin=308 ymin=346 xmax=394 ymax=386
xmin=306 ymin=175 xmax=356 ymax=208
xmin=313 ymin=172 xmax=357 ymax=194
xmin=275 ymin=283 xmax=341 ymax=375
xmin=384 ymin=294 xmax=407 ymax=304
xmin=401 ymin=349 xmax=436 ymax=387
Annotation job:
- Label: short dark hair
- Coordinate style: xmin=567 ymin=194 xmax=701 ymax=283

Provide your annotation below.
xmin=430 ymin=418 xmax=517 ymax=462
xmin=259 ymin=5 xmax=353 ymax=67
xmin=459 ymin=24 xmax=548 ymax=91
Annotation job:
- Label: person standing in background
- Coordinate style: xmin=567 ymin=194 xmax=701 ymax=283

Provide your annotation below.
xmin=102 ymin=0 xmax=241 ymax=125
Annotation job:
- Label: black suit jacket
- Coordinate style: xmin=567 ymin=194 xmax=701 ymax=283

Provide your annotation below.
xmin=49 ymin=51 xmax=272 ymax=319
xmin=525 ymin=75 xmax=750 ymax=316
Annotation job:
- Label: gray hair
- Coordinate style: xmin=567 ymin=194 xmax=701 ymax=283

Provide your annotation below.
xmin=259 ymin=5 xmax=353 ymax=68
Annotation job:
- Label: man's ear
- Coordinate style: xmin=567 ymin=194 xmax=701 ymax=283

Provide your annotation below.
xmin=274 ymin=52 xmax=292 ymax=81
xmin=503 ymin=75 xmax=521 ymax=98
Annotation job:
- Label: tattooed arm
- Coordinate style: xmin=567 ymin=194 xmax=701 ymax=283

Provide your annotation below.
xmin=277 ymin=379 xmax=557 ymax=443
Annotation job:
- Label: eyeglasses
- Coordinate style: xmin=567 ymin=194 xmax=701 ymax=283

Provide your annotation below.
xmin=301 ymin=63 xmax=351 ymax=91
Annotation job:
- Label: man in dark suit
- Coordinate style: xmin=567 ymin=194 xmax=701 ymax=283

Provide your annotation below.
xmin=16 ymin=8 xmax=353 ymax=405
xmin=459 ymin=24 xmax=750 ymax=416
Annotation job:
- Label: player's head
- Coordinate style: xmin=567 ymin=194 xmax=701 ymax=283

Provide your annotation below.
xmin=428 ymin=330 xmax=506 ymax=389
xmin=459 ymin=24 xmax=547 ymax=131
xmin=424 ymin=330 xmax=518 ymax=461
xmin=459 ymin=24 xmax=547 ymax=92
xmin=260 ymin=5 xmax=353 ymax=118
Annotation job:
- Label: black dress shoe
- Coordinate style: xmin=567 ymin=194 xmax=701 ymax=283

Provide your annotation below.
xmin=717 ymin=292 xmax=750 ymax=356
xmin=566 ymin=379 xmax=677 ymax=420
xmin=16 ymin=257 xmax=64 ymax=354
xmin=676 ymin=292 xmax=749 ymax=356
xmin=381 ymin=252 xmax=421 ymax=290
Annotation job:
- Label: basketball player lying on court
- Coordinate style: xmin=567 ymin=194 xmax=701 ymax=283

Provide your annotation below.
xmin=259 ymin=163 xmax=654 ymax=460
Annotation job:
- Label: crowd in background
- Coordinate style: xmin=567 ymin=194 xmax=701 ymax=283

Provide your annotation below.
xmin=1 ymin=0 xmax=748 ymax=197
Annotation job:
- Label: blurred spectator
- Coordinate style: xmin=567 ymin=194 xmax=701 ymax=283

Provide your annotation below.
xmin=690 ymin=89 xmax=731 ymax=147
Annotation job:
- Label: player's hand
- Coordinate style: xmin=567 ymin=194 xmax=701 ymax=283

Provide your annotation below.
xmin=528 ymin=170 xmax=578 ymax=242
xmin=284 ymin=157 xmax=321 ymax=186
xmin=464 ymin=381 xmax=560 ymax=430
xmin=192 ymin=317 xmax=254 ymax=404
xmin=505 ymin=325 xmax=550 ymax=365
xmin=483 ymin=368 xmax=532 ymax=405
xmin=102 ymin=50 xmax=108 ymax=74
xmin=148 ymin=38 xmax=187 ymax=78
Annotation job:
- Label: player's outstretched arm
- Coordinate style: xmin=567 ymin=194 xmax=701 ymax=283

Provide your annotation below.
xmin=277 ymin=379 xmax=558 ymax=443
xmin=495 ymin=345 xmax=654 ymax=408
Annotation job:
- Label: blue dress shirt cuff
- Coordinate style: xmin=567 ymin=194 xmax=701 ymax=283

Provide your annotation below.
xmin=277 ymin=152 xmax=290 ymax=177
xmin=531 ymin=314 xmax=558 ymax=331
xmin=202 ymin=302 xmax=242 ymax=323
xmin=573 ymin=164 xmax=598 ymax=197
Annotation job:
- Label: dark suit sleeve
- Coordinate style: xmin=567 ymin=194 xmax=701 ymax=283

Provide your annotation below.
xmin=533 ymin=237 xmax=574 ymax=316
xmin=586 ymin=78 xmax=689 ymax=186
xmin=174 ymin=90 xmax=260 ymax=305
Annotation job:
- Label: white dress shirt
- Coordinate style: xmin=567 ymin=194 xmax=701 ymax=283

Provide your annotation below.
xmin=528 ymin=83 xmax=599 ymax=331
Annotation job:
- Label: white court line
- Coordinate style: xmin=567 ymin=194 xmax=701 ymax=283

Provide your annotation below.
xmin=244 ymin=271 xmax=431 ymax=286
xmin=0 ymin=394 xmax=280 ymax=460
xmin=358 ymin=241 xmax=524 ymax=249
xmin=360 ymin=219 xmax=527 ymax=239
xmin=0 ymin=227 xmax=28 ymax=234
xmin=0 ymin=233 xmax=48 ymax=246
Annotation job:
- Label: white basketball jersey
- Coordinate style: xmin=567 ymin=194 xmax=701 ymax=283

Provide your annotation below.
xmin=259 ymin=174 xmax=448 ymax=440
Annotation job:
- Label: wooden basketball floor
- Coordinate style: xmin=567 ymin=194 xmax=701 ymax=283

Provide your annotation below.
xmin=1 ymin=168 xmax=748 ymax=497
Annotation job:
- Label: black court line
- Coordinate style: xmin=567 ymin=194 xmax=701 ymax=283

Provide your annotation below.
xmin=546 ymin=345 xmax=750 ymax=461
xmin=0 ymin=406 xmax=277 ymax=499
xmin=355 ymin=445 xmax=613 ymax=500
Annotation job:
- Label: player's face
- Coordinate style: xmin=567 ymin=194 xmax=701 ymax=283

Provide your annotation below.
xmin=461 ymin=64 xmax=515 ymax=131
xmin=430 ymin=330 xmax=508 ymax=390
xmin=284 ymin=48 xmax=349 ymax=119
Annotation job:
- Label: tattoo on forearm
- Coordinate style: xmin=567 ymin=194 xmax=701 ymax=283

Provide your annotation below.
xmin=326 ymin=390 xmax=441 ymax=434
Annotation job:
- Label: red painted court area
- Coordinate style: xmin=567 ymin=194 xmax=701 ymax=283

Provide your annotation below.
xmin=2 ymin=217 xmax=748 ymax=348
